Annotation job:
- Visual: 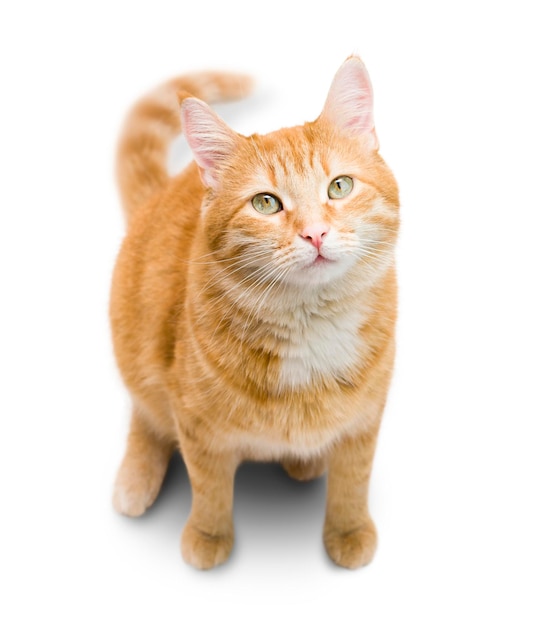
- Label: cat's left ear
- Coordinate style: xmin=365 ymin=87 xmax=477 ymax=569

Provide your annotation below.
xmin=320 ymin=56 xmax=378 ymax=150
xmin=180 ymin=97 xmax=240 ymax=191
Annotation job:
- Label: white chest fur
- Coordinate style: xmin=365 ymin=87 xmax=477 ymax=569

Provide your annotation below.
xmin=278 ymin=307 xmax=365 ymax=389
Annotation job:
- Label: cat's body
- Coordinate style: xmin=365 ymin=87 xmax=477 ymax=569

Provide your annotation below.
xmin=111 ymin=57 xmax=399 ymax=569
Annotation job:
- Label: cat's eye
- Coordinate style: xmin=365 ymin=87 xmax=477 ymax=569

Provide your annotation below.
xmin=328 ymin=175 xmax=354 ymax=199
xmin=252 ymin=193 xmax=283 ymax=215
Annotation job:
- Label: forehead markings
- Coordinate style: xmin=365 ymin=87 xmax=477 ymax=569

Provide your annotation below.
xmin=247 ymin=131 xmax=346 ymax=215
xmin=269 ymin=143 xmax=328 ymax=191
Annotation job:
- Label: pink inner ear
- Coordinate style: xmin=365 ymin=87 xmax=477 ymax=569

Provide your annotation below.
xmin=322 ymin=56 xmax=376 ymax=139
xmin=180 ymin=98 xmax=238 ymax=190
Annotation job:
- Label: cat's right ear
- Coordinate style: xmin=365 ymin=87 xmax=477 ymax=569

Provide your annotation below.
xmin=320 ymin=55 xmax=378 ymax=150
xmin=180 ymin=97 xmax=239 ymax=191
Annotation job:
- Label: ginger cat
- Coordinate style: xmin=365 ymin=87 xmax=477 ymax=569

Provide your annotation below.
xmin=111 ymin=56 xmax=399 ymax=570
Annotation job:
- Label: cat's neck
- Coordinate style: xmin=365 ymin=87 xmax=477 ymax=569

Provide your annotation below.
xmin=185 ymin=253 xmax=395 ymax=393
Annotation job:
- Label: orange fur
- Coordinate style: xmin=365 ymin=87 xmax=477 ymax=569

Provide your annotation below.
xmin=111 ymin=57 xmax=399 ymax=570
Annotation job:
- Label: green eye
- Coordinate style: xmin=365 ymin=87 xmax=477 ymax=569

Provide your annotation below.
xmin=252 ymin=193 xmax=283 ymax=215
xmin=328 ymin=175 xmax=354 ymax=199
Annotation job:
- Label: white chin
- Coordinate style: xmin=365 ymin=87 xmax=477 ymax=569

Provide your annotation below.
xmin=287 ymin=259 xmax=350 ymax=286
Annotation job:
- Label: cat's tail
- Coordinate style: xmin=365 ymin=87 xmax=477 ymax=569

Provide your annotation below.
xmin=116 ymin=71 xmax=253 ymax=221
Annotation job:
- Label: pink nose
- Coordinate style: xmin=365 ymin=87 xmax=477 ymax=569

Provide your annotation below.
xmin=300 ymin=223 xmax=329 ymax=250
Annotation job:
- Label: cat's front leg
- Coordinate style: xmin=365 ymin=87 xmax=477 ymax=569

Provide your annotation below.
xmin=323 ymin=424 xmax=380 ymax=569
xmin=180 ymin=442 xmax=238 ymax=570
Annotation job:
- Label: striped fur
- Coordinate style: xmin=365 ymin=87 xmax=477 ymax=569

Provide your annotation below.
xmin=111 ymin=57 xmax=399 ymax=570
xmin=117 ymin=72 xmax=253 ymax=220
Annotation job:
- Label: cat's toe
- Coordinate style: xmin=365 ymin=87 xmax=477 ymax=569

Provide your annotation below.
xmin=323 ymin=519 xmax=377 ymax=569
xmin=181 ymin=523 xmax=233 ymax=570
xmin=112 ymin=465 xmax=162 ymax=517
xmin=113 ymin=482 xmax=155 ymax=517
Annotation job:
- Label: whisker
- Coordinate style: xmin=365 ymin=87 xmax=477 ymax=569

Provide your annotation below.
xmin=202 ymin=257 xmax=289 ymax=341
xmin=191 ymin=250 xmax=274 ymax=303
xmin=237 ymin=264 xmax=292 ymax=343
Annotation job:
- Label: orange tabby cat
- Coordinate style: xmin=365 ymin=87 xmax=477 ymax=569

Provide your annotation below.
xmin=111 ymin=56 xmax=399 ymax=570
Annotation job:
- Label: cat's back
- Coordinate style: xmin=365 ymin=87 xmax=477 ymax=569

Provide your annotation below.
xmin=110 ymin=162 xmax=204 ymax=391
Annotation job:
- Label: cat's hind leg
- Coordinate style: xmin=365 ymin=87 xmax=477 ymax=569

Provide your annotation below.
xmin=113 ymin=407 xmax=174 ymax=517
xmin=282 ymin=455 xmax=327 ymax=482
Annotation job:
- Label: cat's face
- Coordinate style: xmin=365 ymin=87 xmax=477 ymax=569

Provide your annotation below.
xmin=201 ymin=124 xmax=398 ymax=289
xmin=182 ymin=56 xmax=399 ymax=289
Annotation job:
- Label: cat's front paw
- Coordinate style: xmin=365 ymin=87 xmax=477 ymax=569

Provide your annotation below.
xmin=324 ymin=518 xmax=377 ymax=569
xmin=181 ymin=522 xmax=233 ymax=570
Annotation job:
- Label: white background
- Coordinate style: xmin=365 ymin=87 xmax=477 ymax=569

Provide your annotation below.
xmin=1 ymin=1 xmax=542 ymax=624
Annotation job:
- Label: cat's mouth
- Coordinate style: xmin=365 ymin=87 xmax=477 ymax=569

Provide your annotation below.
xmin=290 ymin=251 xmax=347 ymax=285
xmin=309 ymin=253 xmax=336 ymax=268
xmin=314 ymin=254 xmax=330 ymax=265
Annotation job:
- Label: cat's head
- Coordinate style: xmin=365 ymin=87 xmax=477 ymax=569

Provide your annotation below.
xmin=181 ymin=56 xmax=399 ymax=289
